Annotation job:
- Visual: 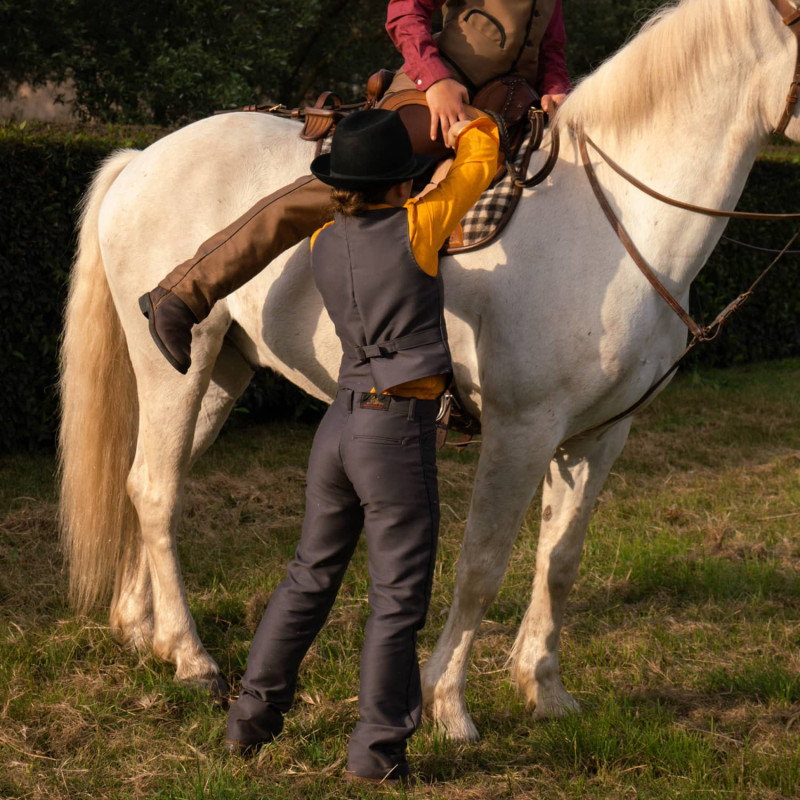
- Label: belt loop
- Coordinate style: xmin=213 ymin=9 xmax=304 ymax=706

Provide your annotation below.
xmin=346 ymin=388 xmax=354 ymax=412
xmin=407 ymin=397 xmax=417 ymax=421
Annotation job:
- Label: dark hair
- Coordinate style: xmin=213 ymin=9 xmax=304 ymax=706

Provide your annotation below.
xmin=330 ymin=183 xmax=396 ymax=217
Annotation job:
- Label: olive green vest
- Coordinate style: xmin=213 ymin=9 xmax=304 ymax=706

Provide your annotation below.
xmin=437 ymin=0 xmax=557 ymax=89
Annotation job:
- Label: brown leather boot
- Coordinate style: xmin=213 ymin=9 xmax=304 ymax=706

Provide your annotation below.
xmin=140 ymin=175 xmax=332 ymax=373
xmin=138 ymin=287 xmax=198 ymax=374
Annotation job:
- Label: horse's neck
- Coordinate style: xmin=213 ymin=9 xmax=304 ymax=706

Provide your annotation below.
xmin=584 ymin=77 xmax=764 ymax=299
xmin=554 ymin=0 xmax=782 ymax=298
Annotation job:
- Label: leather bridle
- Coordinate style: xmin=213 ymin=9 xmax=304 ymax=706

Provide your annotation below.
xmin=771 ymin=0 xmax=800 ymax=135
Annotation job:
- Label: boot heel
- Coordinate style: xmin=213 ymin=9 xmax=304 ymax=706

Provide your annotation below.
xmin=138 ymin=293 xmax=152 ymax=319
xmin=137 ymin=289 xmax=192 ymax=375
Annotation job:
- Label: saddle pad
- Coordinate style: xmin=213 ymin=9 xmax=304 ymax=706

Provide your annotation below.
xmin=317 ymin=120 xmax=536 ymax=251
xmin=454 ymin=120 xmax=535 ymax=250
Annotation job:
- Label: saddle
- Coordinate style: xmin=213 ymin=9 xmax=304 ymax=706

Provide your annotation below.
xmin=371 ymin=69 xmax=537 ymax=168
xmin=219 ymin=72 xmax=560 ymax=443
xmin=372 ymin=71 xmax=560 ymax=252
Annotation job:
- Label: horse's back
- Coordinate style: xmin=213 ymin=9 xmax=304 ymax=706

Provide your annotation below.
xmin=98 ymin=113 xmax=315 ymax=300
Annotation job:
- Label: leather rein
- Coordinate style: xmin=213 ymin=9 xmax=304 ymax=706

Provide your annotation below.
xmin=576 ymin=0 xmax=800 ymax=433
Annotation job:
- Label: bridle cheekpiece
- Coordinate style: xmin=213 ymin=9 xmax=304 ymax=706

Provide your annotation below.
xmin=771 ymin=0 xmax=800 ymax=134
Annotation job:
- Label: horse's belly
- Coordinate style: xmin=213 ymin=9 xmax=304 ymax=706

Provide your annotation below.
xmin=226 ymin=244 xmax=340 ymax=402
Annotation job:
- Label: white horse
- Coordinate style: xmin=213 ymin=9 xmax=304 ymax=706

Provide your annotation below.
xmin=59 ymin=0 xmax=800 ymax=741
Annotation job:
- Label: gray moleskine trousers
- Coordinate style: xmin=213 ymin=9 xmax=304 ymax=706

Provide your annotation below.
xmin=226 ymin=388 xmax=440 ymax=779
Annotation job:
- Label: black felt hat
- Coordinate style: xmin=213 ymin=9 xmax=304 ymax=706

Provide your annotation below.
xmin=310 ymin=109 xmax=435 ymax=189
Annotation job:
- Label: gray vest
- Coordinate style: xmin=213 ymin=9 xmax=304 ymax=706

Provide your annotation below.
xmin=311 ymin=208 xmax=452 ymax=395
xmin=437 ymin=0 xmax=557 ymax=89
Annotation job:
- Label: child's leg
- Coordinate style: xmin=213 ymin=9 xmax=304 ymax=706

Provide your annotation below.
xmin=342 ymin=396 xmax=440 ymax=780
xmin=226 ymin=391 xmax=364 ymax=748
xmin=138 ymin=175 xmax=332 ymax=374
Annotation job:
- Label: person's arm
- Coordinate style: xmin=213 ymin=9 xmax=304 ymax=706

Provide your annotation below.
xmin=386 ymin=0 xmax=451 ymax=91
xmin=386 ymin=0 xmax=469 ymax=141
xmin=406 ymin=117 xmax=500 ymax=276
xmin=537 ymin=0 xmax=572 ymax=113
xmin=425 ymin=79 xmax=469 ymax=142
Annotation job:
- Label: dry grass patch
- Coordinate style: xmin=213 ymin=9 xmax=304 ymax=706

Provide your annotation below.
xmin=2 ymin=361 xmax=800 ymax=798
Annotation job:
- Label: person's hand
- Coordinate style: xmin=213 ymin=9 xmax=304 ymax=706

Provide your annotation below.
xmin=426 ymin=78 xmax=469 ymax=141
xmin=541 ymin=93 xmax=566 ymax=115
xmin=445 ymin=119 xmax=472 ymax=149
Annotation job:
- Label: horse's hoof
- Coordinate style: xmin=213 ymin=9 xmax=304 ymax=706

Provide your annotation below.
xmin=209 ymin=673 xmax=231 ymax=708
xmin=426 ymin=701 xmax=481 ymax=742
xmin=531 ymin=689 xmax=580 ymax=720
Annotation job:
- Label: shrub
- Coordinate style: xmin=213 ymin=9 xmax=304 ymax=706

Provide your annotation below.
xmin=0 ymin=122 xmax=167 ymax=451
xmin=689 ymin=150 xmax=800 ymax=367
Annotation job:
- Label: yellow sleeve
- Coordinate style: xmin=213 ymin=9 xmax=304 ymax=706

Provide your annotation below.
xmin=405 ymin=117 xmax=500 ymax=276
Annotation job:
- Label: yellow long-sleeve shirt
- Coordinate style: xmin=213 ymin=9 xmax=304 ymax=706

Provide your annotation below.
xmin=312 ymin=116 xmax=500 ymax=399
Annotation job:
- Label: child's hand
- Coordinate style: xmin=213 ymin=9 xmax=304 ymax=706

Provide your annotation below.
xmin=541 ymin=93 xmax=566 ymax=114
xmin=446 ymin=119 xmax=472 ymax=149
xmin=426 ymin=78 xmax=469 ymax=142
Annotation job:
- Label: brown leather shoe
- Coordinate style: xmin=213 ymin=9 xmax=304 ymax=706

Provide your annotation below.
xmin=138 ymin=287 xmax=198 ymax=374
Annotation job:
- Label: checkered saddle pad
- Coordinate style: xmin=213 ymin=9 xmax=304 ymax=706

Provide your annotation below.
xmin=448 ymin=120 xmax=537 ymax=252
xmin=317 ymin=118 xmax=543 ymax=253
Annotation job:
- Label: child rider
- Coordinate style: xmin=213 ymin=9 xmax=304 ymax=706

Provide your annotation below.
xmin=224 ymin=108 xmax=499 ymax=784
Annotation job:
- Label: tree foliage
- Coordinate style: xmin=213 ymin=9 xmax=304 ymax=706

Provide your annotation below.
xmin=0 ymin=0 xmax=397 ymax=125
xmin=0 ymin=0 xmax=658 ymax=125
xmin=562 ymin=0 xmax=656 ymax=81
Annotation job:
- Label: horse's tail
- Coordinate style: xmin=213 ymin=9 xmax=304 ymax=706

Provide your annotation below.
xmin=59 ymin=149 xmax=141 ymax=614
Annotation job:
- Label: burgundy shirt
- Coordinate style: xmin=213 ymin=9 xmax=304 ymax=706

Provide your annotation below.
xmin=386 ymin=0 xmax=571 ymax=96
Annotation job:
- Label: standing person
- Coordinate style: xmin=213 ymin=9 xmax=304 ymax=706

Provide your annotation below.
xmin=138 ymin=1 xmax=569 ymax=375
xmin=224 ymin=108 xmax=499 ymax=784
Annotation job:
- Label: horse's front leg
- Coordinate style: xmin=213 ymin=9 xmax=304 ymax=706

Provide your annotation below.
xmin=510 ymin=419 xmax=632 ymax=717
xmin=423 ymin=416 xmax=558 ymax=741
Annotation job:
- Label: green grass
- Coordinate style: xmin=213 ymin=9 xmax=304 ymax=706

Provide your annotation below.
xmin=2 ymin=359 xmax=800 ymax=798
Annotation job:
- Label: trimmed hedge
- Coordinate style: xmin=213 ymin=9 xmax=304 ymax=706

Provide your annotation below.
xmin=1 ymin=122 xmax=799 ymax=451
xmin=689 ymin=149 xmax=800 ymax=368
xmin=0 ymin=122 xmax=166 ymax=452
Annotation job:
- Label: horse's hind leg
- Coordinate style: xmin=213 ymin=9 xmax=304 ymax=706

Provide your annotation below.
xmin=423 ymin=417 xmax=558 ymax=741
xmin=191 ymin=339 xmax=255 ymax=463
xmin=110 ymin=544 xmax=154 ymax=652
xmin=121 ymin=315 xmax=245 ymax=684
xmin=510 ymin=419 xmax=632 ymax=718
xmin=110 ymin=337 xmax=254 ymax=662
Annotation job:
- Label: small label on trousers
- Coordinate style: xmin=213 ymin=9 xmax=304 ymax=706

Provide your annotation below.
xmin=359 ymin=393 xmax=391 ymax=410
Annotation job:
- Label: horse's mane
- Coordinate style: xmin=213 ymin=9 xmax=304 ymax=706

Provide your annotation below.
xmin=557 ymin=0 xmax=762 ymax=136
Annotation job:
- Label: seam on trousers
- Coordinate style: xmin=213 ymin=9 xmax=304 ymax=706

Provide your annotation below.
xmin=418 ymin=419 xmax=439 ymax=613
xmin=402 ymin=628 xmax=419 ymax=730
xmin=401 ymin=417 xmax=438 ymax=730
xmin=163 ymin=175 xmax=318 ymax=292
